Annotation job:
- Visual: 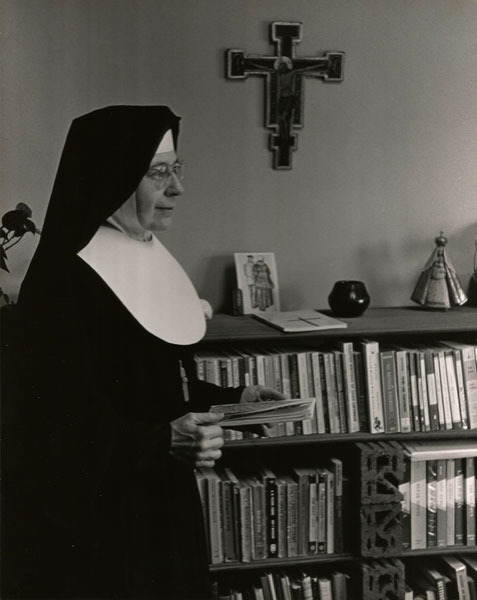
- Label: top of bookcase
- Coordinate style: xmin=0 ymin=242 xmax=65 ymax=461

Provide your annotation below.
xmin=202 ymin=306 xmax=477 ymax=344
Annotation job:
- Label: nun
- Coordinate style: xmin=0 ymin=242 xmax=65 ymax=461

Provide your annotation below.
xmin=2 ymin=106 xmax=282 ymax=599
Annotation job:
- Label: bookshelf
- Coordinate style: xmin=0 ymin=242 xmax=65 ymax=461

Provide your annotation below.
xmin=196 ymin=306 xmax=477 ymax=599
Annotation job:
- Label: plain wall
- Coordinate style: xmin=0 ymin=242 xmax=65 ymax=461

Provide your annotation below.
xmin=1 ymin=0 xmax=477 ymax=311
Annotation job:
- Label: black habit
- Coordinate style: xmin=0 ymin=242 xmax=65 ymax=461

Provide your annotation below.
xmin=1 ymin=106 xmax=241 ymax=599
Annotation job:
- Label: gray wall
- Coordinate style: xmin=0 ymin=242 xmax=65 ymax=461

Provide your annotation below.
xmin=2 ymin=0 xmax=477 ymax=311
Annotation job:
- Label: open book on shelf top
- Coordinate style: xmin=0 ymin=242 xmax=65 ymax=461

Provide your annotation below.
xmin=252 ymin=310 xmax=348 ymax=333
xmin=210 ymin=398 xmax=316 ymax=426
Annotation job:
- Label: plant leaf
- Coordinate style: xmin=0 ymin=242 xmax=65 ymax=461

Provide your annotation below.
xmin=0 ymin=247 xmax=9 ymax=272
xmin=15 ymin=203 xmax=32 ymax=218
xmin=2 ymin=210 xmax=26 ymax=235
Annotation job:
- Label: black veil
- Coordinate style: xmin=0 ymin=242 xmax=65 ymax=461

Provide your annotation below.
xmin=18 ymin=105 xmax=180 ymax=310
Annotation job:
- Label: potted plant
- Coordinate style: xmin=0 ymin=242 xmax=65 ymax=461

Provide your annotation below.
xmin=0 ymin=203 xmax=40 ymax=305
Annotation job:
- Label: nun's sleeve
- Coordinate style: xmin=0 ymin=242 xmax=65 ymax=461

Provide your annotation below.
xmin=181 ymin=350 xmax=244 ymax=412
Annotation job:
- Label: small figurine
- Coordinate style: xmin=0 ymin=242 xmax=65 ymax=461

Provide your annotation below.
xmin=411 ymin=232 xmax=467 ymax=310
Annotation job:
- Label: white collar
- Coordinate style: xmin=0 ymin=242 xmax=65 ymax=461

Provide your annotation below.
xmin=77 ymin=226 xmax=206 ymax=345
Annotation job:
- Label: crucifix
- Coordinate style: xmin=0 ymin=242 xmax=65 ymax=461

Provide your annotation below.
xmin=226 ymin=22 xmax=344 ymax=170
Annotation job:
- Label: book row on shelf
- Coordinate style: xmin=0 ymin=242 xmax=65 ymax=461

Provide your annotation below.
xmin=196 ymin=457 xmax=348 ymax=566
xmin=196 ymin=441 xmax=477 ymax=568
xmin=211 ymin=554 xmax=477 ymax=600
xmin=195 ymin=339 xmax=477 ymax=436
xmin=401 ymin=441 xmax=477 ymax=551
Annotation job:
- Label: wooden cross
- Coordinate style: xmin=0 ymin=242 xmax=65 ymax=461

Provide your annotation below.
xmin=226 ymin=22 xmax=344 ymax=170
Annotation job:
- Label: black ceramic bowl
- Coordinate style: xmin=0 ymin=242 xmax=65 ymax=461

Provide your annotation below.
xmin=328 ymin=280 xmax=370 ymax=318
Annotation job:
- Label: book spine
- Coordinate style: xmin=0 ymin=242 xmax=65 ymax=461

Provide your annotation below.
xmin=239 ymin=483 xmax=253 ymax=563
xmin=235 ymin=353 xmax=247 ymax=387
xmin=436 ymin=459 xmax=447 ymax=547
xmin=265 ymin=477 xmax=278 ymax=558
xmin=294 ymin=471 xmax=308 ymax=557
xmin=287 ymin=481 xmax=298 ymax=558
xmin=195 ymin=357 xmax=206 ymax=381
xmin=380 ymin=350 xmax=400 ymax=433
xmin=353 ymin=350 xmax=368 ymax=432
xmin=461 ymin=345 xmax=477 ymax=429
xmin=247 ymin=355 xmax=258 ymax=386
xmin=207 ymin=472 xmax=223 ymax=564
xmin=252 ymin=482 xmax=266 ymax=561
xmin=330 ymin=457 xmax=344 ymax=554
xmin=455 ymin=458 xmax=465 ymax=546
xmin=440 ymin=558 xmax=471 ymax=600
xmin=253 ymin=353 xmax=265 ymax=386
xmin=465 ymin=456 xmax=476 ymax=546
xmin=326 ymin=468 xmax=334 ymax=554
xmin=206 ymin=358 xmax=221 ymax=386
xmin=270 ymin=352 xmax=282 ymax=395
xmin=280 ymin=352 xmax=292 ymax=399
xmin=277 ymin=480 xmax=288 ymax=558
xmin=311 ymin=351 xmax=326 ymax=434
xmin=324 ymin=353 xmax=341 ymax=434
xmin=408 ymin=350 xmax=422 ymax=432
xmin=222 ymin=356 xmax=232 ymax=387
xmin=417 ymin=353 xmax=431 ymax=431
xmin=362 ymin=340 xmax=385 ymax=433
xmin=299 ymin=573 xmax=313 ymax=600
xmin=296 ymin=352 xmax=310 ymax=398
xmin=424 ymin=350 xmax=440 ymax=430
xmin=395 ymin=349 xmax=412 ymax=433
xmin=317 ymin=470 xmax=327 ymax=554
xmin=288 ymin=354 xmax=301 ymax=399
xmin=426 ymin=459 xmax=438 ymax=548
xmin=221 ymin=480 xmax=236 ymax=562
xmin=445 ymin=352 xmax=463 ymax=429
xmin=411 ymin=459 xmax=427 ymax=549
xmin=446 ymin=458 xmax=456 ymax=547
xmin=229 ymin=355 xmax=240 ymax=388
xmin=340 ymin=342 xmax=360 ymax=433
xmin=437 ymin=352 xmax=453 ymax=429
xmin=400 ymin=457 xmax=411 ymax=549
xmin=318 ymin=578 xmax=333 ymax=600
xmin=305 ymin=353 xmax=318 ymax=433
xmin=307 ymin=478 xmax=318 ymax=555
xmin=331 ymin=572 xmax=349 ymax=600
xmin=333 ymin=351 xmax=348 ymax=434
xmin=453 ymin=351 xmax=470 ymax=429
xmin=263 ymin=353 xmax=275 ymax=389
xmin=319 ymin=353 xmax=331 ymax=433
xmin=432 ymin=353 xmax=446 ymax=430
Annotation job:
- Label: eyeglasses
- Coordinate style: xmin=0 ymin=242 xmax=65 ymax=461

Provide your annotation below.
xmin=146 ymin=160 xmax=185 ymax=184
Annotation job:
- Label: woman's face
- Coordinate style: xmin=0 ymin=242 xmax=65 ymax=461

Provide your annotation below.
xmin=135 ymin=149 xmax=184 ymax=232
xmin=111 ymin=149 xmax=184 ymax=238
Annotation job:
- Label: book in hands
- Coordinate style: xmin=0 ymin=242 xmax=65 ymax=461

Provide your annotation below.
xmin=210 ymin=398 xmax=316 ymax=426
xmin=252 ymin=310 xmax=347 ymax=333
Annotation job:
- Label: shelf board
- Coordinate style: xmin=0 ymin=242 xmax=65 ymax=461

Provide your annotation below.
xmin=210 ymin=547 xmax=477 ymax=572
xmin=223 ymin=428 xmax=477 ymax=449
xmin=401 ymin=545 xmax=477 ymax=558
xmin=209 ymin=553 xmax=355 ymax=572
xmin=202 ymin=307 xmax=477 ymax=344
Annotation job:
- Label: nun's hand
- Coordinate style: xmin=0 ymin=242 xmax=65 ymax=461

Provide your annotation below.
xmin=170 ymin=411 xmax=224 ymax=468
xmin=239 ymin=385 xmax=286 ymax=403
xmin=239 ymin=385 xmax=287 ymax=437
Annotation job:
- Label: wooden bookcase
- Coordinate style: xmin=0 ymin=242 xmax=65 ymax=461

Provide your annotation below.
xmin=196 ymin=306 xmax=477 ymax=599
